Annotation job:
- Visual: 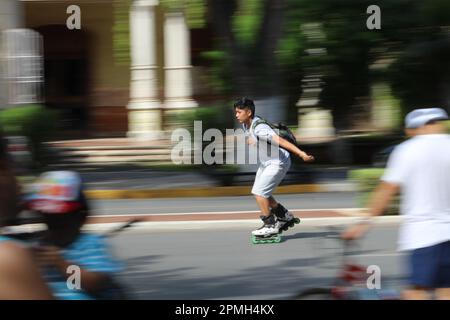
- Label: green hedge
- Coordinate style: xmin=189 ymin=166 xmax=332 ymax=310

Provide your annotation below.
xmin=445 ymin=120 xmax=450 ymax=133
xmin=349 ymin=168 xmax=399 ymax=215
xmin=171 ymin=104 xmax=235 ymax=134
xmin=0 ymin=104 xmax=59 ymax=168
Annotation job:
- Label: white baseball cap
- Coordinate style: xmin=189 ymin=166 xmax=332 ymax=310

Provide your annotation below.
xmin=405 ymin=108 xmax=449 ymax=129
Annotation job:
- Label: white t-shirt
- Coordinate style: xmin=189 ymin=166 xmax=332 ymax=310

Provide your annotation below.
xmin=243 ymin=116 xmax=290 ymax=166
xmin=381 ymin=134 xmax=450 ymax=251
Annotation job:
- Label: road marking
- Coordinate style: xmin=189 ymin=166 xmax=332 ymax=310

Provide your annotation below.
xmin=95 ymin=208 xmax=366 ymax=217
xmin=355 ymin=252 xmax=406 ymax=258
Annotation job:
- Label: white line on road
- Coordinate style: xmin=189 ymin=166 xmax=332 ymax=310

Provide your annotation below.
xmin=82 ymin=216 xmax=403 ymax=233
xmin=3 ymin=215 xmax=402 ymax=234
xmin=355 ymin=252 xmax=406 ymax=258
xmin=95 ymin=207 xmax=367 ymax=218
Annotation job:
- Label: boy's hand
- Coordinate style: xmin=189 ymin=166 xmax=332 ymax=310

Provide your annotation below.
xmin=298 ymin=151 xmax=315 ymax=162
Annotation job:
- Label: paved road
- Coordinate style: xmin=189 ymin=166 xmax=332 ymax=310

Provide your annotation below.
xmin=90 ymin=193 xmax=359 ymax=216
xmin=108 ymin=223 xmax=406 ymax=300
xmin=79 ymin=166 xmax=351 ymax=190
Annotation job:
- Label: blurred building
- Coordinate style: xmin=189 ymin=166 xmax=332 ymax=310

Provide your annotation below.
xmin=0 ymin=0 xmax=215 ymax=139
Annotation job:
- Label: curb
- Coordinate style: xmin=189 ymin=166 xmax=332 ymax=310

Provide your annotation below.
xmin=83 ymin=216 xmax=402 ymax=233
xmin=5 ymin=216 xmax=402 ymax=234
xmin=85 ymin=182 xmax=357 ymax=200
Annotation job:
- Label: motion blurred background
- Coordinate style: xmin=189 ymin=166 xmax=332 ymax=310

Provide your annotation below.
xmin=3 ymin=0 xmax=450 ymax=300
xmin=1 ymin=0 xmax=450 ymax=190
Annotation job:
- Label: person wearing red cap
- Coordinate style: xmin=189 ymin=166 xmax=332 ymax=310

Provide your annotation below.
xmin=26 ymin=171 xmax=123 ymax=300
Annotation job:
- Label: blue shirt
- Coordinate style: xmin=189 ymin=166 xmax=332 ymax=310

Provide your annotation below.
xmin=42 ymin=233 xmax=123 ymax=300
xmin=0 ymin=235 xmax=21 ymax=244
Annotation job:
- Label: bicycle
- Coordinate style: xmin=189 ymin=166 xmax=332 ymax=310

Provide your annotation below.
xmin=294 ymin=234 xmax=401 ymax=300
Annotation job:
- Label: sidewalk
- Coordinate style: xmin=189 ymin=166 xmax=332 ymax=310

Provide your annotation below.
xmin=13 ymin=209 xmax=401 ymax=233
xmin=85 ymin=208 xmax=364 ymax=224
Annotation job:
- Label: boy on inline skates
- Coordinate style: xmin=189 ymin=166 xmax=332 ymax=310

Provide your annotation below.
xmin=233 ymin=98 xmax=315 ymax=244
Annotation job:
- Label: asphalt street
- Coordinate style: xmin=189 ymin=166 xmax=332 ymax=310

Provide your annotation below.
xmin=108 ymin=223 xmax=406 ymax=300
xmin=90 ymin=192 xmax=359 ymax=216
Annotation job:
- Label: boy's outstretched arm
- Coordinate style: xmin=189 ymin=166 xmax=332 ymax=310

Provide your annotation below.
xmin=271 ymin=135 xmax=315 ymax=162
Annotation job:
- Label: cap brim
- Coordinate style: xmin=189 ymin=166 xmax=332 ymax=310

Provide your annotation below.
xmin=27 ymin=199 xmax=82 ymax=214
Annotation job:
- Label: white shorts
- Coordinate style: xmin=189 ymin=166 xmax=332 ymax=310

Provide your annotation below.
xmin=251 ymin=159 xmax=291 ymax=198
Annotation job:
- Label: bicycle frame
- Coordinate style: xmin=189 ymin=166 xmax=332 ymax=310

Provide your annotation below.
xmin=296 ymin=236 xmax=401 ymax=300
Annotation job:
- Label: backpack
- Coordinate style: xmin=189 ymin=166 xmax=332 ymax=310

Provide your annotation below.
xmin=251 ymin=117 xmax=299 ymax=154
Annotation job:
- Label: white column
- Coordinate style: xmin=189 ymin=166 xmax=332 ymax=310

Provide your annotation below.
xmin=0 ymin=0 xmax=24 ymax=108
xmin=371 ymin=82 xmax=400 ymax=130
xmin=3 ymin=29 xmax=44 ymax=105
xmin=127 ymin=0 xmax=162 ymax=140
xmin=163 ymin=12 xmax=197 ymax=110
xmin=0 ymin=0 xmax=23 ymax=31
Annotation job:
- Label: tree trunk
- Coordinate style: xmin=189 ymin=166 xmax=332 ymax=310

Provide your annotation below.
xmin=207 ymin=0 xmax=251 ymax=94
xmin=255 ymin=0 xmax=286 ymax=97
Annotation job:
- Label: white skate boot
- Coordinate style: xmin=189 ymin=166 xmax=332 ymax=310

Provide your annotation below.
xmin=251 ymin=215 xmax=281 ymax=244
xmin=272 ymin=204 xmax=301 ymax=234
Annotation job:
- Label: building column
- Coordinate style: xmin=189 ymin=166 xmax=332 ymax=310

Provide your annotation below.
xmin=0 ymin=0 xmax=24 ymax=108
xmin=127 ymin=0 xmax=162 ymax=140
xmin=0 ymin=0 xmax=23 ymax=31
xmin=296 ymin=75 xmax=335 ymax=140
xmin=296 ymin=23 xmax=335 ymax=142
xmin=163 ymin=11 xmax=197 ymax=128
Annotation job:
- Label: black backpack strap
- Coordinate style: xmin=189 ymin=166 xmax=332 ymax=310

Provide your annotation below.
xmin=251 ymin=118 xmax=270 ymax=130
xmin=251 ymin=118 xmax=270 ymax=141
xmin=251 ymin=118 xmax=279 ymax=144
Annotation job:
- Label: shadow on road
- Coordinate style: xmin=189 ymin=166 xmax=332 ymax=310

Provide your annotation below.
xmin=111 ymin=227 xmax=405 ymax=299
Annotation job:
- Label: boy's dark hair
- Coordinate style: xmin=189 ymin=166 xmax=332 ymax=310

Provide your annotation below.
xmin=234 ymin=97 xmax=255 ymax=118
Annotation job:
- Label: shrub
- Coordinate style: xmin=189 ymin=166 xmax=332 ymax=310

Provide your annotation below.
xmin=0 ymin=104 xmax=59 ymax=168
xmin=349 ymin=168 xmax=399 ymax=215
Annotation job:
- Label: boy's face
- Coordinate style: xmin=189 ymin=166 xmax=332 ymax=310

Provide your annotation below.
xmin=43 ymin=213 xmax=85 ymax=247
xmin=235 ymin=107 xmax=253 ymax=123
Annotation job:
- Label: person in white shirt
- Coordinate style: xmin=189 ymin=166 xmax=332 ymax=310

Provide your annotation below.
xmin=342 ymin=107 xmax=450 ymax=300
xmin=233 ymin=98 xmax=314 ymax=241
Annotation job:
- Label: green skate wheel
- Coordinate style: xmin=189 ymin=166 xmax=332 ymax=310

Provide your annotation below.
xmin=271 ymin=235 xmax=282 ymax=243
xmin=251 ymin=235 xmax=281 ymax=244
